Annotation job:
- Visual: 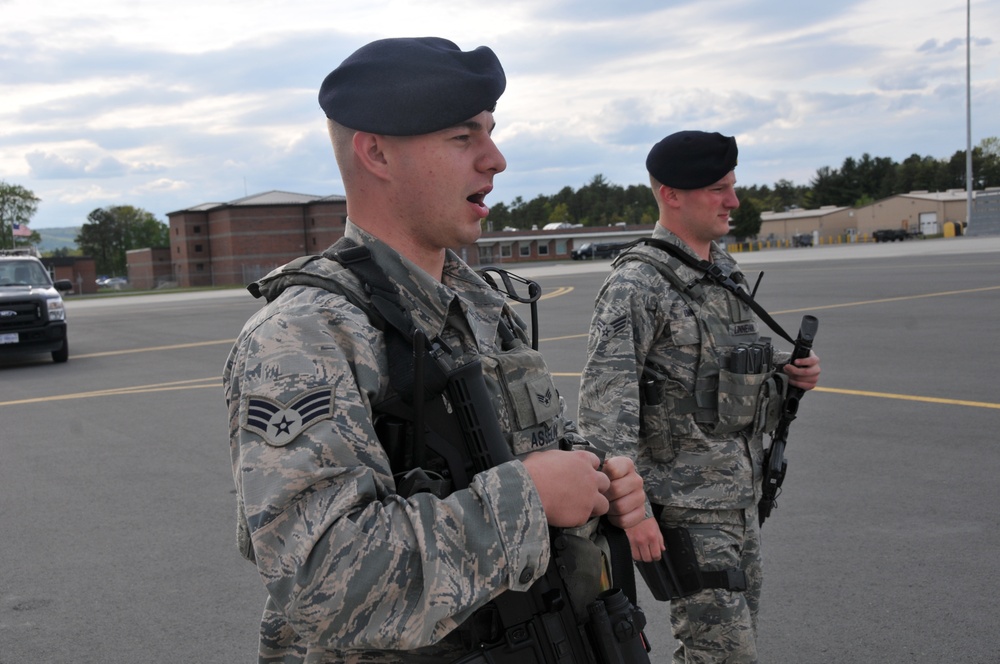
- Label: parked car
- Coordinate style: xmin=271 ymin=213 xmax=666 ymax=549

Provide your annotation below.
xmin=791 ymin=233 xmax=814 ymax=247
xmin=102 ymin=276 xmax=129 ymax=289
xmin=872 ymin=228 xmax=908 ymax=242
xmin=0 ymin=252 xmax=72 ymax=363
xmin=571 ymin=242 xmax=623 ymax=260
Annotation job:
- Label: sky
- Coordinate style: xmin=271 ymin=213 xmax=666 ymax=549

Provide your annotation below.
xmin=2 ymin=0 xmax=998 ymax=229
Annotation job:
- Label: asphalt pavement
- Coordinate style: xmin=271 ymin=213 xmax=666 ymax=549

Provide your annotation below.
xmin=2 ymin=236 xmax=998 ymax=663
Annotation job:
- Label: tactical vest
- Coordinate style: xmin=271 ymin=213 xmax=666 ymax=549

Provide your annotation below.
xmin=615 ymin=243 xmax=786 ymax=452
xmin=243 ymin=239 xmax=628 ymax=618
xmin=237 ymin=240 xmax=651 ymax=661
xmin=247 ymin=240 xmax=566 ymax=473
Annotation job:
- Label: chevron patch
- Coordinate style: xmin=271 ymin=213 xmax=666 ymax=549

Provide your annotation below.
xmin=242 ymin=386 xmax=333 ymax=447
xmin=598 ymin=314 xmax=630 ymax=342
xmin=535 ymin=387 xmax=553 ymax=408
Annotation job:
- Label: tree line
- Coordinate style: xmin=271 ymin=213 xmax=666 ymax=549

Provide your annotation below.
xmin=485 ymin=137 xmax=1000 ymax=234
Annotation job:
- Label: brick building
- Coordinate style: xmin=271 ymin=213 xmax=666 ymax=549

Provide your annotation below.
xmin=167 ymin=191 xmax=348 ymax=288
xmin=44 ymin=255 xmax=98 ymax=295
xmin=126 ymin=247 xmax=173 ymax=290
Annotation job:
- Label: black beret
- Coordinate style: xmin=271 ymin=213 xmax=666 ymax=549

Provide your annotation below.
xmin=646 ymin=131 xmax=738 ymax=189
xmin=318 ymin=37 xmax=506 ymax=136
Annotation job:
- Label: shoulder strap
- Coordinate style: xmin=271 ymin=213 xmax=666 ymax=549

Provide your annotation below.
xmin=323 ymin=239 xmax=423 ymax=346
xmin=321 ymin=238 xmax=452 ymax=404
xmin=615 ymin=240 xmax=707 ymax=303
xmin=624 ymin=237 xmax=795 ymax=345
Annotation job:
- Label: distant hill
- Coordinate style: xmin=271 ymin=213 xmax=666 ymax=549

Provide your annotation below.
xmin=35 ymin=227 xmax=81 ymax=253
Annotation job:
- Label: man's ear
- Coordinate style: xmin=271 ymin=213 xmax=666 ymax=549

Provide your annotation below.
xmin=353 ymin=131 xmax=391 ymax=179
xmin=659 ymin=184 xmax=683 ymax=209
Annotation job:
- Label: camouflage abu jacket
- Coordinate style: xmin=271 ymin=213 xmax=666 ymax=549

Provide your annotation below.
xmin=223 ymin=221 xmax=566 ymax=663
xmin=578 ymin=225 xmax=787 ymax=511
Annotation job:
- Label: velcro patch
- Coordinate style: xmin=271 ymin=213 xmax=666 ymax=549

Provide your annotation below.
xmin=242 ymin=387 xmax=333 ymax=446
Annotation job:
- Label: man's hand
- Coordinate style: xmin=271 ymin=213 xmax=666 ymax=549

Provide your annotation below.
xmin=626 ymin=517 xmax=665 ymax=563
xmin=522 ymin=449 xmax=610 ymax=528
xmin=600 ymin=456 xmax=647 ymax=530
xmin=784 ymin=351 xmax=821 ymax=391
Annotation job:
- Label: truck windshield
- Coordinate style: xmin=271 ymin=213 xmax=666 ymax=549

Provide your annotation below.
xmin=0 ymin=260 xmax=52 ymax=287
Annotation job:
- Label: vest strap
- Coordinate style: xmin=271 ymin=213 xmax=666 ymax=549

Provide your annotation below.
xmin=622 ymin=237 xmax=795 ymax=345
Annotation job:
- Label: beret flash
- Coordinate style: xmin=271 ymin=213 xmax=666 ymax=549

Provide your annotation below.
xmin=646 ymin=131 xmax=739 ymax=189
xmin=318 ymin=37 xmax=506 ymax=136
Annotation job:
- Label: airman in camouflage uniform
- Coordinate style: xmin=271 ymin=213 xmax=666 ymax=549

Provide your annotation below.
xmin=578 ymin=131 xmax=821 ymax=663
xmin=223 ymin=37 xmax=647 ymax=663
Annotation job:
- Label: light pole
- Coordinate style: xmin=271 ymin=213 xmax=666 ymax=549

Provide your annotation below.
xmin=965 ymin=0 xmax=973 ymax=229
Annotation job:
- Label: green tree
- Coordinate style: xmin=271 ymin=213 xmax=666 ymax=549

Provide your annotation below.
xmin=772 ymin=179 xmax=809 ymax=210
xmin=485 ymin=201 xmax=512 ymax=229
xmin=76 ymin=205 xmax=169 ymax=276
xmin=0 ymin=181 xmax=41 ymax=249
xmin=730 ymin=196 xmax=762 ymax=241
xmin=977 ymin=136 xmax=1000 ymax=187
xmin=575 ymin=175 xmax=617 ymax=226
xmin=548 ymin=202 xmax=571 ymax=223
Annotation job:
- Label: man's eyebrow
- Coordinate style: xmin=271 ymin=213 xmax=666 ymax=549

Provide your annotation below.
xmin=452 ymin=119 xmax=495 ymax=133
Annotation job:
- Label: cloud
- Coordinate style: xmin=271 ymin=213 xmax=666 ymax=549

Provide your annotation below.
xmin=3 ymin=0 xmax=998 ymax=229
xmin=26 ymin=151 xmax=131 ymax=179
xmin=918 ymin=38 xmax=965 ymax=55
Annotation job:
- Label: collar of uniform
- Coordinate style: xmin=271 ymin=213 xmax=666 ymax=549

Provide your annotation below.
xmin=344 ymin=220 xmax=505 ymax=352
xmin=441 ymin=254 xmax=506 ymax=354
xmin=650 ymin=224 xmax=740 ymax=276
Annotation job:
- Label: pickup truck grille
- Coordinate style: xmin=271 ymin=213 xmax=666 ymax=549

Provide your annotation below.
xmin=0 ymin=299 xmax=43 ymax=330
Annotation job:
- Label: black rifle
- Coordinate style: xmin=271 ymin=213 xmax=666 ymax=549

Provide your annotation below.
xmin=758 ymin=315 xmax=819 ymax=527
xmin=438 ymin=355 xmax=650 ymax=664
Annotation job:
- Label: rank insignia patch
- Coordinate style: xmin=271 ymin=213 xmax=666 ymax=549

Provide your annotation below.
xmin=535 ymin=387 xmax=553 ymax=408
xmin=598 ymin=315 xmax=630 ymax=343
xmin=242 ymin=387 xmax=333 ymax=446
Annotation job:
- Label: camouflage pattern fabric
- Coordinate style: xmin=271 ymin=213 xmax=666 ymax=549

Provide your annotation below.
xmin=224 ymin=221 xmax=570 ymax=663
xmin=579 ymin=225 xmax=769 ymax=509
xmin=658 ymin=505 xmax=762 ymax=664
xmin=578 ymin=225 xmax=775 ymax=663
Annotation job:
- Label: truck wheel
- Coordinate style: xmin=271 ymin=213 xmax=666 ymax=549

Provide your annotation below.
xmin=52 ymin=339 xmax=69 ymax=363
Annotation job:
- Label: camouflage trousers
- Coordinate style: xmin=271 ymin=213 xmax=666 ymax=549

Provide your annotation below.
xmin=657 ymin=504 xmax=762 ymax=664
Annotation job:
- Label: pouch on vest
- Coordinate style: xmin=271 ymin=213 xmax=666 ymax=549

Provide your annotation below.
xmin=756 ymin=372 xmax=788 ymax=435
xmin=639 ymin=363 xmax=676 ymax=464
xmin=481 ymin=344 xmax=563 ymax=456
xmin=711 ymin=368 xmax=771 ymax=435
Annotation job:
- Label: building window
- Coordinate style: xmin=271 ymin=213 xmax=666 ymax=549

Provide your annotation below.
xmin=519 ymin=244 xmax=531 ymax=257
xmin=500 ymin=244 xmax=512 ymax=259
xmin=538 ymin=244 xmax=550 ymax=256
xmin=196 ymin=263 xmax=204 ymax=271
xmin=478 ymin=245 xmax=494 ymax=263
xmin=194 ymin=244 xmax=203 ymax=252
xmin=193 ymin=225 xmax=201 ymax=233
